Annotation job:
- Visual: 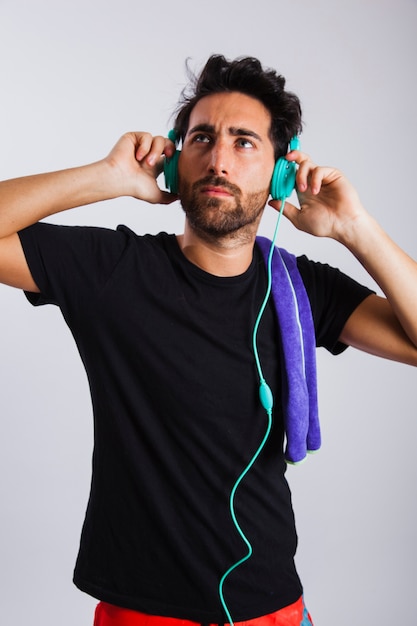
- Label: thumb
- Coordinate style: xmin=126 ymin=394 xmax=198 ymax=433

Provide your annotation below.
xmin=158 ymin=190 xmax=179 ymax=205
xmin=268 ymin=198 xmax=299 ymax=225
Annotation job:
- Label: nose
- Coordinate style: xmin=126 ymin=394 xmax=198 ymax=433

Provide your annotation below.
xmin=208 ymin=140 xmax=230 ymax=176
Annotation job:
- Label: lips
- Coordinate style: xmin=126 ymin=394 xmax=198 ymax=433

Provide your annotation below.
xmin=201 ymin=185 xmax=233 ymax=197
xmin=191 ymin=176 xmax=241 ymax=200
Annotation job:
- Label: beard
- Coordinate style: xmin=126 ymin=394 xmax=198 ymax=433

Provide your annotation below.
xmin=179 ymin=175 xmax=269 ymax=241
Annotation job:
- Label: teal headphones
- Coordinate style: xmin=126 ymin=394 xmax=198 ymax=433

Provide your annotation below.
xmin=163 ymin=130 xmax=300 ymax=200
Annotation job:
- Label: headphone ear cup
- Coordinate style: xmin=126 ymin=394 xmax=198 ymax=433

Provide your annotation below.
xmin=164 ymin=149 xmax=180 ymax=194
xmin=270 ymin=157 xmax=297 ymax=201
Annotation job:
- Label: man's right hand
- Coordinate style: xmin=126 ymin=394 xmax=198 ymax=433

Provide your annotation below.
xmin=104 ymin=131 xmax=178 ymax=205
xmin=0 ymin=131 xmax=178 ymax=291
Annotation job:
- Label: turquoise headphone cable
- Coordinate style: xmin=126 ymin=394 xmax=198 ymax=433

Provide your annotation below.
xmin=218 ymin=200 xmax=286 ymax=625
xmin=252 ymin=201 xmax=286 ymax=400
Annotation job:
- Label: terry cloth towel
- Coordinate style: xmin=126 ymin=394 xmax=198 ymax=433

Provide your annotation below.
xmin=256 ymin=236 xmax=321 ymax=464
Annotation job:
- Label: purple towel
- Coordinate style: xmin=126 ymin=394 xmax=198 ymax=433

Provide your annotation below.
xmin=256 ymin=237 xmax=321 ymax=464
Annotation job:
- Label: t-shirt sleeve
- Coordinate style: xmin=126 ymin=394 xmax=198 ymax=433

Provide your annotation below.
xmin=297 ymin=254 xmax=375 ymax=355
xmin=18 ymin=222 xmax=131 ymax=313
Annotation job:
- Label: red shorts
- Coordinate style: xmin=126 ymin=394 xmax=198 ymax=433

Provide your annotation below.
xmin=93 ymin=596 xmax=314 ymax=625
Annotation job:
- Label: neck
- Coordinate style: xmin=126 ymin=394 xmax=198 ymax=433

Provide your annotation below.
xmin=177 ymin=221 xmax=257 ymax=277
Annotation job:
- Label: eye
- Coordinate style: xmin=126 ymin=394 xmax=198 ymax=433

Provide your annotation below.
xmin=192 ymin=133 xmax=211 ymax=144
xmin=236 ymin=137 xmax=255 ymax=149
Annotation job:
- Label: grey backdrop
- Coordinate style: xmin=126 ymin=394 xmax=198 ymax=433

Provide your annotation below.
xmin=0 ymin=1 xmax=416 ymax=624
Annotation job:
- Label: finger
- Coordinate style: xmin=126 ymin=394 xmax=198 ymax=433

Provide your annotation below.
xmin=285 ymin=149 xmax=311 ymax=165
xmin=307 ymin=166 xmax=340 ymax=195
xmin=134 ymin=134 xmax=168 ymax=165
xmin=295 ymin=158 xmax=317 ymax=193
xmin=281 ymin=150 xmax=316 ymax=192
xmin=268 ymin=198 xmax=298 ymax=220
xmin=268 ymin=199 xmax=283 ymax=212
xmin=154 ymin=138 xmax=176 ymax=175
xmin=147 ymin=136 xmax=171 ymax=166
xmin=133 ymin=132 xmax=154 ymax=162
xmin=158 ymin=190 xmax=178 ymax=205
xmin=308 ymin=168 xmax=327 ymax=195
xmin=138 ymin=177 xmax=178 ymax=205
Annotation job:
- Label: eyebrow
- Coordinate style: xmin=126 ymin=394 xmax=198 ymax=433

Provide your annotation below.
xmin=187 ymin=123 xmax=263 ymax=142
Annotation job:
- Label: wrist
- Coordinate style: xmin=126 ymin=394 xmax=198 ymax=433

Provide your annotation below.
xmin=336 ymin=211 xmax=381 ymax=254
xmin=92 ymin=158 xmax=127 ymax=200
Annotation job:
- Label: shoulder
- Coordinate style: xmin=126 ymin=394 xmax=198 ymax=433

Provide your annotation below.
xmin=19 ymin=223 xmax=176 ymax=258
xmin=295 ymin=254 xmax=374 ymax=353
xmin=296 ymin=254 xmax=373 ymax=304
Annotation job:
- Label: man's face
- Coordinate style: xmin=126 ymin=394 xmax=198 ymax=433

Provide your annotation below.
xmin=178 ymin=91 xmax=275 ymax=240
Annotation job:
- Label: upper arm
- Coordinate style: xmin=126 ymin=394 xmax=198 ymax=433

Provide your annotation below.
xmin=339 ymin=294 xmax=417 ymax=366
xmin=0 ymin=233 xmax=40 ymax=292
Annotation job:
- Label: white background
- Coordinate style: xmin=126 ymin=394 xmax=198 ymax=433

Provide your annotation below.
xmin=0 ymin=0 xmax=416 ymax=624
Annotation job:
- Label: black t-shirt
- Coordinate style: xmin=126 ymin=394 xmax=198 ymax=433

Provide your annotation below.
xmin=18 ymin=224 xmax=373 ymax=623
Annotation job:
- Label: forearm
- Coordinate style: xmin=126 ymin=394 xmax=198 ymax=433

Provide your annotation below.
xmin=0 ymin=159 xmax=119 ymax=238
xmin=339 ymin=213 xmax=417 ymax=347
xmin=0 ymin=131 xmax=176 ymax=241
xmin=279 ymin=153 xmax=417 ymax=361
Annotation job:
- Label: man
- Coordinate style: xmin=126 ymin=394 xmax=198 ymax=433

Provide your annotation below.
xmin=0 ymin=55 xmax=416 ymax=626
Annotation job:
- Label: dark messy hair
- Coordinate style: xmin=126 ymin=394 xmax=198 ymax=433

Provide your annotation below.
xmin=173 ymin=54 xmax=303 ymax=160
